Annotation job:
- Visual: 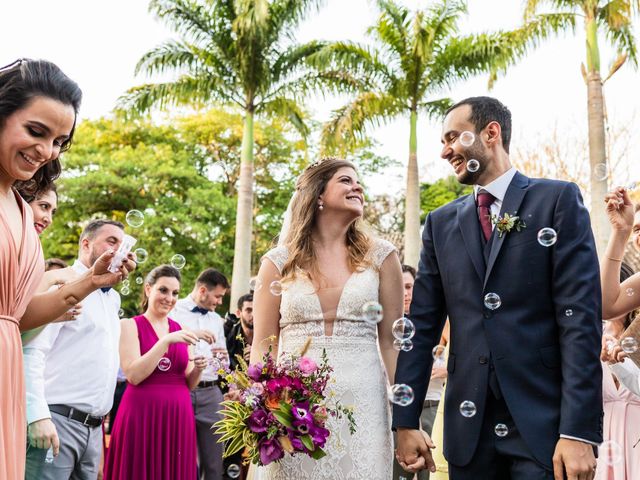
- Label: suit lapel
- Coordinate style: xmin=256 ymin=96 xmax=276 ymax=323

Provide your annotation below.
xmin=457 ymin=194 xmax=486 ymax=282
xmin=483 ymin=172 xmax=530 ymax=289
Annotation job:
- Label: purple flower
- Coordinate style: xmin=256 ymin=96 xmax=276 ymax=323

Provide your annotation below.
xmin=308 ymin=423 xmax=330 ymax=449
xmin=259 ymin=436 xmax=284 ymax=465
xmin=292 ymin=402 xmax=311 ymax=422
xmin=247 ymin=363 xmax=263 ymax=381
xmin=247 ymin=409 xmax=270 ymax=433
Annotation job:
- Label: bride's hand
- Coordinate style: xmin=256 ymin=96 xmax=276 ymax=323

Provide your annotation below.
xmin=604 ymin=187 xmax=633 ymax=233
xmin=396 ymin=428 xmax=436 ymax=473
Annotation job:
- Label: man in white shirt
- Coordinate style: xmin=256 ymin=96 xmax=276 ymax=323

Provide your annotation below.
xmin=171 ymin=268 xmax=230 ymax=480
xmin=24 ymin=220 xmax=126 ymax=480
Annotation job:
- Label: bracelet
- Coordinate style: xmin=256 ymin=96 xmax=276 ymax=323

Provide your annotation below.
xmin=607 ymin=256 xmax=623 ymax=262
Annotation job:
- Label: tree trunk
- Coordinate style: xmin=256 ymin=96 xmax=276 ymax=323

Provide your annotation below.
xmin=404 ymin=110 xmax=420 ymax=268
xmin=230 ymin=111 xmax=254 ymax=308
xmin=585 ymin=14 xmax=609 ymax=255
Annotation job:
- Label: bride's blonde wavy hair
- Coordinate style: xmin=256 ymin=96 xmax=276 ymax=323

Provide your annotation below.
xmin=281 ymin=157 xmax=372 ymax=283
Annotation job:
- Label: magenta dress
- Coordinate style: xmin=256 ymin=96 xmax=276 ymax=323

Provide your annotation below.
xmin=104 ymin=315 xmax=197 ymax=480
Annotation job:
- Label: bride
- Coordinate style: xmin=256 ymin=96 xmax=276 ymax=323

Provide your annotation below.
xmin=250 ymin=157 xmax=403 ymax=479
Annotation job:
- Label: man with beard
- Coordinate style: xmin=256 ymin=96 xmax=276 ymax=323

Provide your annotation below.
xmin=226 ymin=293 xmax=253 ymax=371
xmin=171 ymin=268 xmax=229 ymax=480
xmin=24 ymin=220 xmax=127 ymax=479
xmin=394 ymin=97 xmax=602 ymax=480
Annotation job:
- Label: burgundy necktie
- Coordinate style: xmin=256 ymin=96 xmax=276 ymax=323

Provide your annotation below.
xmin=477 ymin=189 xmax=496 ymax=242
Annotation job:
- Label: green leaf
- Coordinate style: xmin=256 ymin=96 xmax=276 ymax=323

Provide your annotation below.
xmin=300 ymin=434 xmax=315 ymax=451
xmin=310 ymin=447 xmax=327 ymax=460
xmin=272 ymin=408 xmax=293 ymax=428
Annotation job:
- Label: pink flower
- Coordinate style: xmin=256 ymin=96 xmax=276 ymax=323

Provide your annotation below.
xmin=298 ymin=357 xmax=318 ymax=375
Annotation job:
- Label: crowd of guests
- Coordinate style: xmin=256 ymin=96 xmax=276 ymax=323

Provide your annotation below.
xmin=2 ymin=58 xmax=640 ymax=480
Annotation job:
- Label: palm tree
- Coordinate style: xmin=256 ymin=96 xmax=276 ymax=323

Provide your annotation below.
xmin=524 ymin=0 xmax=639 ymax=254
xmin=118 ymin=0 xmax=343 ymax=305
xmin=316 ymin=0 xmax=574 ymax=267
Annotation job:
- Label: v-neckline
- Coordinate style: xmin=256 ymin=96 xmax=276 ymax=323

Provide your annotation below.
xmin=143 ymin=315 xmax=171 ymax=342
xmin=0 ymin=189 xmax=28 ymax=265
xmin=308 ymin=271 xmax=357 ymax=336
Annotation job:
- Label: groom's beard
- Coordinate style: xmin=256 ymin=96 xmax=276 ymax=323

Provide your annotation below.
xmin=457 ymin=144 xmax=490 ymax=186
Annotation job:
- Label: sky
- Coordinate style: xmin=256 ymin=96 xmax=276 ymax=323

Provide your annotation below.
xmin=2 ymin=0 xmax=639 ymax=195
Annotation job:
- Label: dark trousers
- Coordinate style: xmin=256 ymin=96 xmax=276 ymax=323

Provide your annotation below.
xmin=106 ymin=381 xmax=127 ymax=435
xmin=449 ymin=386 xmax=554 ymax=480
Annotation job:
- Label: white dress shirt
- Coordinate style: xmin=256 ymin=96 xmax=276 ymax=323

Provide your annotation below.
xmin=170 ymin=295 xmax=227 ymax=382
xmin=473 ymin=167 xmax=518 ymax=226
xmin=24 ymin=260 xmax=121 ymax=423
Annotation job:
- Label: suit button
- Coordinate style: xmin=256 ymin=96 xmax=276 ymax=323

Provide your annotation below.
xmin=478 ymin=356 xmax=488 ymax=364
xmin=483 ymin=311 xmax=491 ymax=319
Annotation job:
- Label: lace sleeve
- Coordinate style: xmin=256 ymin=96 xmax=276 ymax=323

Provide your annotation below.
xmin=369 ymin=238 xmax=398 ymax=269
xmin=262 ymin=246 xmax=288 ymax=274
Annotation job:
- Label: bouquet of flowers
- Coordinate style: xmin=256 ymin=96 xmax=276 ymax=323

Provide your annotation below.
xmin=214 ymin=338 xmax=356 ymax=466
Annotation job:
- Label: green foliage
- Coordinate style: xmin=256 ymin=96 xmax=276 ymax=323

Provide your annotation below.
xmin=41 ymin=111 xmax=309 ymax=315
xmin=420 ymin=176 xmax=472 ymax=222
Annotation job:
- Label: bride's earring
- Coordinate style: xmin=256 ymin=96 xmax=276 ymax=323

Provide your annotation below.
xmin=318 ymin=202 xmax=324 ymax=211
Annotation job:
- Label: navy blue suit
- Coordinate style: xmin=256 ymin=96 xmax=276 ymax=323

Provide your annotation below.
xmin=392 ymin=172 xmax=603 ymax=473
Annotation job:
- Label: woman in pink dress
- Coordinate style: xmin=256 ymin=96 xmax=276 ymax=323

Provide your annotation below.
xmin=104 ymin=265 xmax=207 ymax=480
xmin=0 ymin=58 xmax=133 ymax=480
xmin=597 ymin=262 xmax=640 ymax=479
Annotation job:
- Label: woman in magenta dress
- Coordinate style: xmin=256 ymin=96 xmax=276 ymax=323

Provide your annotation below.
xmin=104 ymin=264 xmax=207 ymax=480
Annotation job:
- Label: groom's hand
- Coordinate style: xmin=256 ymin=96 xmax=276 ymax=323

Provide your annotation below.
xmin=395 ymin=428 xmax=436 ymax=474
xmin=552 ymin=438 xmax=597 ymax=480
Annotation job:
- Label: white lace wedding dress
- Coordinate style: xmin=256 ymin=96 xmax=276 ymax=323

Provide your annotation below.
xmin=254 ymin=238 xmax=395 ymax=480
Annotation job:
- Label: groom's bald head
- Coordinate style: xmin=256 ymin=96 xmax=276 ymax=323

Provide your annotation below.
xmin=446 ymin=96 xmax=512 ymax=153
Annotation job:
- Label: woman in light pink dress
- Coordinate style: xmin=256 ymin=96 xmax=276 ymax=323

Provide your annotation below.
xmin=0 ymin=59 xmax=132 ymax=480
xmin=597 ymin=262 xmax=640 ymax=480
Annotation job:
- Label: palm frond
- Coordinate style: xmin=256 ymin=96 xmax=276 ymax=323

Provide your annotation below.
xmin=370 ymin=0 xmax=410 ymax=60
xmin=599 ymin=0 xmax=639 ymax=65
xmin=321 ymin=92 xmax=404 ymax=151
xmin=271 ymin=41 xmax=327 ymax=83
xmin=116 ymin=77 xmax=240 ymax=116
xmin=149 ymin=0 xmax=216 ymax=44
xmin=257 ymin=97 xmax=309 ymax=137
xmin=419 ymin=97 xmax=453 ymax=120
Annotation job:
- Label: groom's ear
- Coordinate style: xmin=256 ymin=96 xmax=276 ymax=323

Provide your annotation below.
xmin=484 ymin=121 xmax=503 ymax=149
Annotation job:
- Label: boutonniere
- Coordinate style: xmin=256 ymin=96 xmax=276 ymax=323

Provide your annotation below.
xmin=490 ymin=213 xmax=526 ymax=238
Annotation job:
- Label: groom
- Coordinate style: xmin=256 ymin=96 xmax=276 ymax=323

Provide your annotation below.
xmin=393 ymin=97 xmax=603 ymax=479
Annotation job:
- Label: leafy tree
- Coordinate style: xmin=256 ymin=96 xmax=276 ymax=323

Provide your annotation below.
xmin=524 ymin=0 xmax=640 ymax=252
xmin=41 ymin=111 xmax=309 ymax=314
xmin=420 ymin=176 xmax=473 ymax=223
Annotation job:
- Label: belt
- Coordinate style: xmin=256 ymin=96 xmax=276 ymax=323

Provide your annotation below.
xmin=197 ymin=380 xmax=217 ymax=389
xmin=424 ymin=400 xmax=440 ymax=408
xmin=0 ymin=315 xmax=18 ymax=326
xmin=49 ymin=404 xmax=104 ymax=428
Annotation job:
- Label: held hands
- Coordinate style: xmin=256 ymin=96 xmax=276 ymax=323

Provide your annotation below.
xmin=553 ymin=438 xmax=597 ymax=480
xmin=90 ymin=250 xmax=136 ymax=288
xmin=28 ymin=418 xmax=59 ymax=455
xmin=604 ymin=187 xmax=634 ymax=233
xmin=395 ymin=428 xmax=436 ymax=474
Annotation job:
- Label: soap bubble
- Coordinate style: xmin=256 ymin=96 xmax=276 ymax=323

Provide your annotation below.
xmin=484 ymin=292 xmax=501 ymax=310
xmin=125 ymin=210 xmax=144 ymax=228
xmin=171 ymin=254 xmax=186 ymax=270
xmin=460 ymin=400 xmax=477 ymax=417
xmin=133 ymin=248 xmax=148 ymax=264
xmin=537 ymin=228 xmax=557 ymax=247
xmin=467 ymin=159 xmax=480 ymax=173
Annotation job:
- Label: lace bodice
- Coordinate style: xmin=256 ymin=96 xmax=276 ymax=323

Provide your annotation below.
xmin=257 ymin=238 xmax=396 ymax=480
xmin=263 ymin=238 xmax=396 ymax=343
